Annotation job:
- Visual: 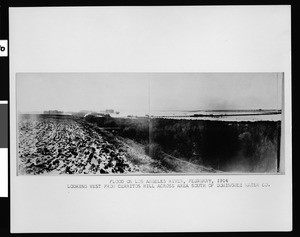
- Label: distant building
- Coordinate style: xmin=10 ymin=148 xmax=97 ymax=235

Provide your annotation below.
xmin=105 ymin=109 xmax=114 ymax=114
xmin=43 ymin=110 xmax=63 ymax=115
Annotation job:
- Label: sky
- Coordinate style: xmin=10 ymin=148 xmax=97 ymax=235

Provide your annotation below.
xmin=17 ymin=73 xmax=282 ymax=114
xmin=150 ymin=73 xmax=283 ymax=111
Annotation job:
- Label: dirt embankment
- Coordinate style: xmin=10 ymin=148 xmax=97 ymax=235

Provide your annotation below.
xmin=85 ymin=114 xmax=280 ymax=173
xmin=114 ymin=136 xmax=220 ymax=173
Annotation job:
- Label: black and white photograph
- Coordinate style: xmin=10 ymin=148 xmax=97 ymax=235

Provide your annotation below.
xmin=17 ymin=73 xmax=283 ymax=175
xmin=9 ymin=5 xmax=291 ymax=233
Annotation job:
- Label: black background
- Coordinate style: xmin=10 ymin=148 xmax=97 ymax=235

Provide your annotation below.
xmin=0 ymin=0 xmax=297 ymax=236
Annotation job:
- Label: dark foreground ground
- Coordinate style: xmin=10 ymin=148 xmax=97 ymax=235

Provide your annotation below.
xmin=18 ymin=114 xmax=168 ymax=175
xmin=86 ymin=114 xmax=281 ymax=173
xmin=18 ymin=114 xmax=281 ymax=175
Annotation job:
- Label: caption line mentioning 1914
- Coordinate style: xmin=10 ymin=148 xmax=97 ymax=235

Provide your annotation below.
xmin=67 ymin=178 xmax=271 ymax=189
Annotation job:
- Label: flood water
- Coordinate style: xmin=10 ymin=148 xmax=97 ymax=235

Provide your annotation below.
xmin=113 ymin=110 xmax=282 ymax=122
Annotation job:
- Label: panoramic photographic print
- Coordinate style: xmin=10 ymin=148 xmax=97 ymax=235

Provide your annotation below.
xmin=16 ymin=73 xmax=283 ymax=175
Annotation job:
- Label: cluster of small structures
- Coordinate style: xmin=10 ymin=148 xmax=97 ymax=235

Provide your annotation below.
xmin=18 ymin=116 xmax=138 ymax=175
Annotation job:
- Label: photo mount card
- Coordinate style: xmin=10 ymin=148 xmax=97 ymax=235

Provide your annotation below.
xmin=9 ymin=6 xmax=292 ymax=233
